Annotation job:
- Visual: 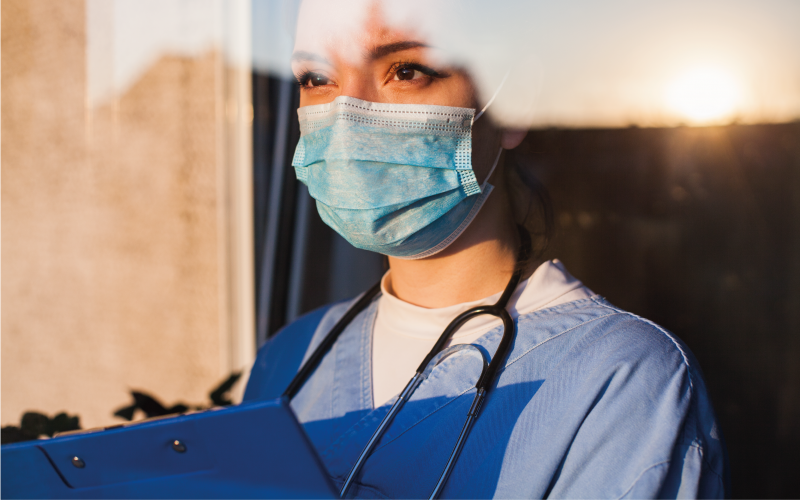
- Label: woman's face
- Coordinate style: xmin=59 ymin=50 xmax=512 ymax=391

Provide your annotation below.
xmin=292 ymin=1 xmax=477 ymax=109
xmin=291 ymin=0 xmax=506 ymax=182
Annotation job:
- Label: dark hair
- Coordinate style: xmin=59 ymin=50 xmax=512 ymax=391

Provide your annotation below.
xmin=504 ymin=148 xmax=555 ymax=266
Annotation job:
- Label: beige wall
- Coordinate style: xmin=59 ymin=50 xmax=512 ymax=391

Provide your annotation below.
xmin=2 ymin=0 xmax=254 ymax=429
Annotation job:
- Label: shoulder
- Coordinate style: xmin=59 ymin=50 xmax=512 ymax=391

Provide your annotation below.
xmin=511 ymin=297 xmax=714 ymax=448
xmin=518 ymin=296 xmax=706 ymax=421
xmin=242 ymin=299 xmax=356 ymax=401
xmin=511 ymin=297 xmax=728 ymax=497
xmin=514 ymin=296 xmax=697 ymax=382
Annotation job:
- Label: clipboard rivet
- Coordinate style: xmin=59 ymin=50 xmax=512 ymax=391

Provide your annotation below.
xmin=172 ymin=440 xmax=187 ymax=453
xmin=71 ymin=456 xmax=85 ymax=468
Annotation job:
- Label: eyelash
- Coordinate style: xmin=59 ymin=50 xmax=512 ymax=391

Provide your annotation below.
xmin=294 ymin=62 xmax=449 ymax=89
xmin=388 ymin=61 xmax=448 ymax=81
xmin=294 ymin=69 xmax=322 ymax=88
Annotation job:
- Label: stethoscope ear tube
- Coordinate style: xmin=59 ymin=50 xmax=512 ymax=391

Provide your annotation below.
xmin=288 ymin=227 xmax=532 ymax=499
xmin=477 ymin=307 xmax=515 ymax=391
xmin=429 ymin=387 xmax=486 ymax=499
xmin=282 ymin=281 xmax=382 ymax=400
xmin=342 ymin=344 xmax=489 ymax=499
xmin=339 ymin=373 xmax=425 ymax=497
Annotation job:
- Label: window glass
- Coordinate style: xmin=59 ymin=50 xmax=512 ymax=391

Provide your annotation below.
xmin=2 ymin=0 xmax=254 ymax=430
xmin=251 ymin=2 xmax=800 ymax=497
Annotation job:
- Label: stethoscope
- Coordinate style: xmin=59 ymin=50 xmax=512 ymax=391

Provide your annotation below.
xmin=282 ymin=227 xmax=531 ymax=499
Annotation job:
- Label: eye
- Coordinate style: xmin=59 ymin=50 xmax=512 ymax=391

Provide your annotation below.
xmin=394 ymin=66 xmax=422 ymax=81
xmin=388 ymin=62 xmax=448 ymax=84
xmin=307 ymin=73 xmax=330 ymax=86
xmin=296 ymin=71 xmax=331 ymax=88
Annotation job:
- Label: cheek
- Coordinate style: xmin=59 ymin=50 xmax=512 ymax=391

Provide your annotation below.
xmin=298 ymin=88 xmax=340 ymax=108
xmin=298 ymin=93 xmax=314 ymax=108
xmin=429 ymin=76 xmax=477 ymax=109
xmin=382 ymin=74 xmax=477 ymax=107
xmin=451 ymin=77 xmax=479 ymax=109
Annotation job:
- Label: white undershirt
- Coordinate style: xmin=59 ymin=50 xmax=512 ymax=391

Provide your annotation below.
xmin=372 ymin=260 xmax=594 ymax=407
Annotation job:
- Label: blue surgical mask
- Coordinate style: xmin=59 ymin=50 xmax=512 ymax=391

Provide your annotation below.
xmin=291 ymin=96 xmax=501 ymax=259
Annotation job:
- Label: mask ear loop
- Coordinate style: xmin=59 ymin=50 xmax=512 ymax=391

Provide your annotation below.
xmin=473 ymin=70 xmax=510 ymax=122
xmin=480 ymin=147 xmax=504 ymax=192
xmin=474 ymin=70 xmax=510 ymax=192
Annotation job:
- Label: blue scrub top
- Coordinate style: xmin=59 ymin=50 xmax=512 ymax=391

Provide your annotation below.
xmin=244 ymin=295 xmax=729 ymax=498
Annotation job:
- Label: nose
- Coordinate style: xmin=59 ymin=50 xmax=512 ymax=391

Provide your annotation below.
xmin=337 ymin=67 xmax=382 ymax=103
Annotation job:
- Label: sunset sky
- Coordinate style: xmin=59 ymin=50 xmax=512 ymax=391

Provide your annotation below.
xmin=89 ymin=0 xmax=800 ymax=128
xmin=509 ymin=0 xmax=800 ymax=127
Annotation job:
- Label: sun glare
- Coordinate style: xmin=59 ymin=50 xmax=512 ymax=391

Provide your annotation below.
xmin=666 ymin=68 xmax=742 ymax=125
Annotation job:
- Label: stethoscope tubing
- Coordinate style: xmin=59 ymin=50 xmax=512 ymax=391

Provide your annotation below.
xmin=339 ymin=373 xmax=424 ymax=495
xmin=430 ymin=387 xmax=485 ymax=499
xmin=427 ymin=306 xmax=515 ymax=391
xmin=282 ymin=281 xmax=381 ymax=401
xmin=283 ymin=227 xmax=531 ymax=499
xmin=340 ymin=303 xmax=516 ymax=499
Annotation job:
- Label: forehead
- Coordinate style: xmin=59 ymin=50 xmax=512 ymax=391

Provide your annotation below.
xmin=294 ymin=0 xmax=427 ymax=64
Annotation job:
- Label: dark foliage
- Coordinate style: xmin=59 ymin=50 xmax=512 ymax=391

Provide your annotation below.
xmin=3 ymin=373 xmax=242 ymax=444
xmin=210 ymin=372 xmax=243 ymax=406
xmin=113 ymin=372 xmax=242 ymax=421
xmin=1 ymin=412 xmax=80 ymax=444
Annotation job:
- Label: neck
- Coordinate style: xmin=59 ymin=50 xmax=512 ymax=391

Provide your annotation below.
xmin=386 ymin=182 xmax=521 ymax=308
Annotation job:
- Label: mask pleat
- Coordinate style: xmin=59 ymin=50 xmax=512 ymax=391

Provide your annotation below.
xmin=292 ymin=96 xmax=490 ymax=258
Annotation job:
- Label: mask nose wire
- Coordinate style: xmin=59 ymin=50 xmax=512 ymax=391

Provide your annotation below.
xmin=473 ymin=70 xmax=510 ymax=122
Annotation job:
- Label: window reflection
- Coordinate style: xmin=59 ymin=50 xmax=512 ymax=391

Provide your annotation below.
xmin=2 ymin=0 xmax=253 ymax=430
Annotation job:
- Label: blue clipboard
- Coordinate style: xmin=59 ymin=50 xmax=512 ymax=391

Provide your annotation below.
xmin=1 ymin=398 xmax=336 ymax=499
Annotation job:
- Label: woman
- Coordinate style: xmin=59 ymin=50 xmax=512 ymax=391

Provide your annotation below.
xmin=245 ymin=1 xmax=728 ymax=497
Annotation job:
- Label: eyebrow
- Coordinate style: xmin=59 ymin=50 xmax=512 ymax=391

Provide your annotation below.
xmin=290 ymin=41 xmax=428 ymax=66
xmin=290 ymin=50 xmax=330 ymax=64
xmin=367 ymin=41 xmax=428 ymax=60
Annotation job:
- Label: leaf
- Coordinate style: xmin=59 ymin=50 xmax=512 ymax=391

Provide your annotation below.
xmin=165 ymin=404 xmax=189 ymax=415
xmin=47 ymin=413 xmax=80 ymax=436
xmin=20 ymin=412 xmax=49 ymax=437
xmin=113 ymin=404 xmax=138 ymax=421
xmin=131 ymin=391 xmax=168 ymax=417
xmin=1 ymin=426 xmax=33 ymax=444
xmin=209 ymin=372 xmax=242 ymax=407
